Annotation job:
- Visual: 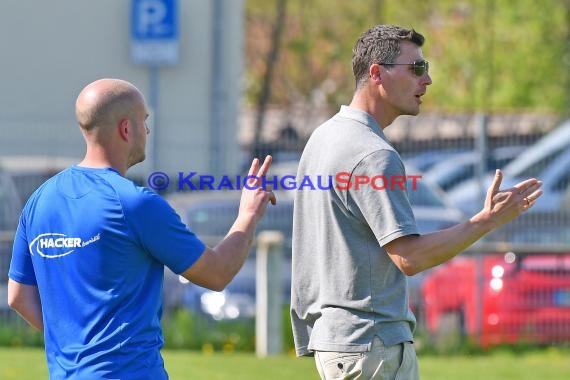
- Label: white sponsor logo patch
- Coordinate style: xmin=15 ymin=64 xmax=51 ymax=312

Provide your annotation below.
xmin=29 ymin=233 xmax=101 ymax=258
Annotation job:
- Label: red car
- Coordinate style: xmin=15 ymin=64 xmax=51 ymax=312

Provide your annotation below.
xmin=422 ymin=252 xmax=570 ymax=347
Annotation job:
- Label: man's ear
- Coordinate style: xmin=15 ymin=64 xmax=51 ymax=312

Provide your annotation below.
xmin=118 ymin=119 xmax=130 ymax=142
xmin=369 ymin=63 xmax=382 ymax=82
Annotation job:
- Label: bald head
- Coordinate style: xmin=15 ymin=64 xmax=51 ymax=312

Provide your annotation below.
xmin=75 ymin=79 xmax=144 ymax=133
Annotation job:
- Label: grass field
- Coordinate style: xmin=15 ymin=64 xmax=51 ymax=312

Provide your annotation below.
xmin=1 ymin=347 xmax=569 ymax=379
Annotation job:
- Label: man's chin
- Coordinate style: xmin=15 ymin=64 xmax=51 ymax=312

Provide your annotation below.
xmin=127 ymin=154 xmax=146 ymax=169
xmin=406 ymin=107 xmax=420 ymax=116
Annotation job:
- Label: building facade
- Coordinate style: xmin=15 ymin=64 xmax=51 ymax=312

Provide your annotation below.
xmin=0 ymin=0 xmax=244 ymax=182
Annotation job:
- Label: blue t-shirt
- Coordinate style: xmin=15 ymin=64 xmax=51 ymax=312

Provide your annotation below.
xmin=9 ymin=166 xmax=206 ymax=379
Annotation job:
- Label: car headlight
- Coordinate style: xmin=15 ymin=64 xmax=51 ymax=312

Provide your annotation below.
xmin=201 ymin=291 xmax=226 ymax=318
xmin=491 ymin=265 xmax=505 ymax=278
xmin=490 ymin=278 xmax=503 ymax=292
xmin=490 ymin=265 xmax=505 ymax=292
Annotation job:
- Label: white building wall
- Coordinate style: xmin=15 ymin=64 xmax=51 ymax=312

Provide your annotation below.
xmin=0 ymin=0 xmax=243 ymax=181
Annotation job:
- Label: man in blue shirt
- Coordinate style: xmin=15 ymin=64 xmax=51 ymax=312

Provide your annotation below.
xmin=8 ymin=78 xmax=276 ymax=379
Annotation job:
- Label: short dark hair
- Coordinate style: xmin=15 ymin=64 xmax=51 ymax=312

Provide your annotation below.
xmin=352 ymin=25 xmax=425 ymax=89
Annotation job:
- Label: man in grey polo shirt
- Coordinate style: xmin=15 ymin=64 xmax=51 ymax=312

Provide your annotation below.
xmin=290 ymin=24 xmax=543 ymax=380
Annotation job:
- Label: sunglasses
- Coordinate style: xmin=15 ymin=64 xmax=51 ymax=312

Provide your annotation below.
xmin=380 ymin=60 xmax=430 ymax=77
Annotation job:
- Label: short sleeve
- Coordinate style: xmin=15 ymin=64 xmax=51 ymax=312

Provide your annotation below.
xmin=347 ymin=150 xmax=419 ymax=246
xmin=8 ymin=212 xmax=37 ymax=285
xmin=126 ymin=189 xmax=206 ymax=274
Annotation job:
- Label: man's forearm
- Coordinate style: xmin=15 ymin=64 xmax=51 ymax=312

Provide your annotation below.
xmin=7 ymin=280 xmax=44 ymax=331
xmin=211 ymin=214 xmax=257 ymax=283
xmin=13 ymin=304 xmax=44 ymax=332
xmin=181 ymin=214 xmax=258 ymax=291
xmin=180 ymin=155 xmax=275 ymax=291
xmin=386 ymin=171 xmax=543 ymax=276
xmin=385 ymin=211 xmax=494 ymax=275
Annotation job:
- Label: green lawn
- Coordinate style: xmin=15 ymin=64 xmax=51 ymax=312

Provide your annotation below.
xmin=1 ymin=347 xmax=569 ymax=379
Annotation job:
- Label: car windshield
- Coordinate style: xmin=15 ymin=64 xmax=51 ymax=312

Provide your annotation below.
xmin=508 ymin=147 xmax=565 ymax=179
xmin=504 ymin=120 xmax=570 ymax=178
xmin=186 ymin=200 xmax=293 ymax=239
xmin=185 ymin=177 xmax=446 ymax=238
xmin=408 ymin=179 xmax=445 ymax=208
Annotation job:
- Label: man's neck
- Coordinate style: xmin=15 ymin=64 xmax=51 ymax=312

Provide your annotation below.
xmin=78 ymin=152 xmax=127 ymax=176
xmin=349 ymin=95 xmax=397 ymax=130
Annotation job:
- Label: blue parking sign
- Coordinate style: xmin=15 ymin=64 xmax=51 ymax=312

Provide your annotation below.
xmin=130 ymin=0 xmax=179 ymax=66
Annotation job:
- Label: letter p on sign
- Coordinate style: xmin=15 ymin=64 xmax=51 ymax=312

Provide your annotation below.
xmin=130 ymin=0 xmax=179 ymax=65
xmin=136 ymin=0 xmax=169 ymax=37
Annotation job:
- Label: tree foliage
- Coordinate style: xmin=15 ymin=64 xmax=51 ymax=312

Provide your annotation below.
xmin=245 ymin=0 xmax=570 ymax=114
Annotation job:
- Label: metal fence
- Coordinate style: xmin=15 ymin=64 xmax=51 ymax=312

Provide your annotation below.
xmin=1 ymin=112 xmax=570 ymax=351
xmin=2 ymin=231 xmax=570 ymax=351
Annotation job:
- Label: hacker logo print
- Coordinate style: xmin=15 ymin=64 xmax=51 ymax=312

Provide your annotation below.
xmin=29 ymin=232 xmax=101 ymax=259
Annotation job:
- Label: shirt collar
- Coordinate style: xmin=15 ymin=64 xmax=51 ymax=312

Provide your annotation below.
xmin=338 ymin=105 xmax=385 ymax=137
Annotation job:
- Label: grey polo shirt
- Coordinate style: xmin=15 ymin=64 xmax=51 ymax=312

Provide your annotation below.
xmin=290 ymin=105 xmax=419 ymax=356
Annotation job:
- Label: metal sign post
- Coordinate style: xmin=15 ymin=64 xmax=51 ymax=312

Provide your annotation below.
xmin=130 ymin=0 xmax=179 ymax=180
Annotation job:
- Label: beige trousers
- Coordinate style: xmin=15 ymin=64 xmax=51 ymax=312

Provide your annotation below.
xmin=314 ymin=336 xmax=419 ymax=380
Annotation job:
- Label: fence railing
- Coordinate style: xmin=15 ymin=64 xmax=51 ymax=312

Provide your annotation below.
xmin=2 ymin=228 xmax=570 ymax=351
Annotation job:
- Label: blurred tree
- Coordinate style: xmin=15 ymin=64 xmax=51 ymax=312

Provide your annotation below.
xmin=562 ymin=0 xmax=570 ymax=116
xmin=252 ymin=0 xmax=288 ymax=156
xmin=244 ymin=0 xmax=569 ymax=119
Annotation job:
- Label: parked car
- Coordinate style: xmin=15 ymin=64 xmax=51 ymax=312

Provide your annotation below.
xmin=0 ymin=155 xmax=78 ymax=202
xmin=422 ymin=250 xmax=570 ymax=347
xmin=269 ymin=161 xmax=465 ymax=233
xmin=448 ymin=119 xmax=570 ymax=215
xmin=402 ymin=148 xmax=466 ymax=172
xmin=164 ymin=190 xmax=292 ymax=320
xmin=164 ymin=169 xmax=465 ymax=320
xmin=486 ymin=211 xmax=570 ymax=245
xmin=424 ymin=145 xmax=526 ymax=192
